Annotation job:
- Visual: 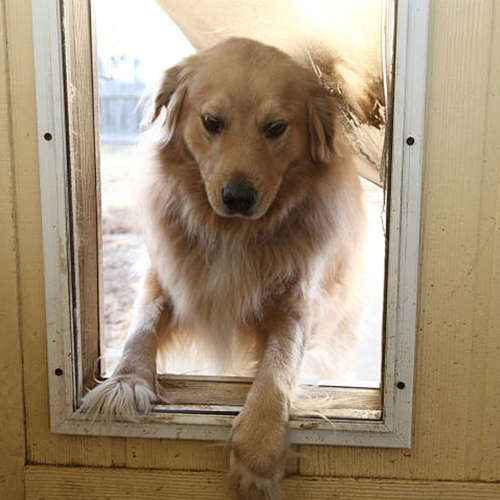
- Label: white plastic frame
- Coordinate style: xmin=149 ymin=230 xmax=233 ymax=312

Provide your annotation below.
xmin=33 ymin=0 xmax=429 ymax=447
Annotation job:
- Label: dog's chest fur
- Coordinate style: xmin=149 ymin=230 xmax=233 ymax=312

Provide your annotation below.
xmin=151 ymin=222 xmax=298 ymax=334
xmin=179 ymin=240 xmax=266 ymax=328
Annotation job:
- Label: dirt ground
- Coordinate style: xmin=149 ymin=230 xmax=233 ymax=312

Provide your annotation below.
xmin=101 ymin=213 xmax=142 ymax=346
xmin=100 ymin=147 xmax=144 ymax=373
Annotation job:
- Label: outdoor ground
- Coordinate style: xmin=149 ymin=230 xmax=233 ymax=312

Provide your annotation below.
xmin=101 ymin=146 xmax=143 ymax=360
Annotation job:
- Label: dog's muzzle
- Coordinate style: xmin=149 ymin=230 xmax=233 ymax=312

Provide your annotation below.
xmin=222 ymin=181 xmax=258 ymax=216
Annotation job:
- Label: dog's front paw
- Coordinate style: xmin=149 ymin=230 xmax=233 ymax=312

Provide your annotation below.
xmin=229 ymin=407 xmax=289 ymax=500
xmin=79 ymin=374 xmax=159 ymax=421
xmin=229 ymin=454 xmax=284 ymax=500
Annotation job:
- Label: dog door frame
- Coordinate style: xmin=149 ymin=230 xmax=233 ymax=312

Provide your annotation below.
xmin=33 ymin=0 xmax=429 ymax=447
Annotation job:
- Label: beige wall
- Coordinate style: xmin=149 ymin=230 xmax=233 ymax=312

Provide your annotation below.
xmin=1 ymin=0 xmax=500 ymax=498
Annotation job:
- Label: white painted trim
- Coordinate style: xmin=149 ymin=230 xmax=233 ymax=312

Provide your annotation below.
xmin=32 ymin=0 xmax=76 ymax=432
xmin=384 ymin=0 xmax=430 ymax=447
xmin=33 ymin=0 xmax=429 ymax=447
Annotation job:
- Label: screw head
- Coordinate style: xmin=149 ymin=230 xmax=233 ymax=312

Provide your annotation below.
xmin=406 ymin=136 xmax=415 ymax=146
xmin=397 ymin=381 xmax=406 ymax=390
xmin=55 ymin=368 xmax=63 ymax=376
xmin=44 ymin=132 xmax=53 ymax=141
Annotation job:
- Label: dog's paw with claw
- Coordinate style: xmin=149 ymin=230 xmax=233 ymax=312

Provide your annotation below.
xmin=79 ymin=374 xmax=160 ymax=421
xmin=228 ymin=406 xmax=289 ymax=500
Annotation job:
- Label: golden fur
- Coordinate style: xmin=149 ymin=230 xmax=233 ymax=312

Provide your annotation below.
xmin=82 ymin=38 xmax=366 ymax=499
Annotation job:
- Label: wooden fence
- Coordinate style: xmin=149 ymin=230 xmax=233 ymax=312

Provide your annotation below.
xmin=98 ymin=79 xmax=146 ymax=145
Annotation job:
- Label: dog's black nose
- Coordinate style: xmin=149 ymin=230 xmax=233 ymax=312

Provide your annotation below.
xmin=222 ymin=182 xmax=258 ymax=214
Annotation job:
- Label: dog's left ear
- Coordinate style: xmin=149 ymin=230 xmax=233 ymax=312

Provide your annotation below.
xmin=308 ymin=87 xmax=338 ymax=163
xmin=151 ymin=62 xmax=191 ymax=142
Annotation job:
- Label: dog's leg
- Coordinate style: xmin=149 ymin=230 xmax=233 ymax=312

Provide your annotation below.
xmin=80 ymin=269 xmax=171 ymax=421
xmin=229 ymin=300 xmax=306 ymax=499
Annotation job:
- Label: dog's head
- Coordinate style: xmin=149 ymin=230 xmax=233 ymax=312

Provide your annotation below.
xmin=152 ymin=38 xmax=338 ymax=220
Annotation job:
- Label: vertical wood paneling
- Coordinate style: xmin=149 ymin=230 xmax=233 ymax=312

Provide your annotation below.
xmin=463 ymin=0 xmax=500 ymax=481
xmin=0 ymin=0 xmax=25 ymax=496
xmin=415 ymin=1 xmax=496 ymax=476
xmin=481 ymin=157 xmax=500 ymax=481
xmin=5 ymin=0 xmax=55 ymax=468
xmin=479 ymin=3 xmax=500 ymax=481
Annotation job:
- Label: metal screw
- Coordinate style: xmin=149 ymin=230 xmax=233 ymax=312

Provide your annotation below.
xmin=397 ymin=381 xmax=406 ymax=389
xmin=44 ymin=132 xmax=53 ymax=141
xmin=55 ymin=368 xmax=63 ymax=376
xmin=406 ymin=136 xmax=415 ymax=146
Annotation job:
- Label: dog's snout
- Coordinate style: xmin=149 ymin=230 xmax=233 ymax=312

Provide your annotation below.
xmin=222 ymin=181 xmax=258 ymax=215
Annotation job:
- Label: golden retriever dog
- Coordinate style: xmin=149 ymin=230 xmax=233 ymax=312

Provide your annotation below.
xmin=82 ymin=38 xmax=366 ymax=499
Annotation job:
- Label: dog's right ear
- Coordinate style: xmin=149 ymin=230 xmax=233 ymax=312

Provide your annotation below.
xmin=150 ymin=62 xmax=191 ymax=141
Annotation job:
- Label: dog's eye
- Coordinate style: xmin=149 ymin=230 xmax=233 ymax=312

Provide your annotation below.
xmin=201 ymin=115 xmax=224 ymax=134
xmin=264 ymin=121 xmax=288 ymax=139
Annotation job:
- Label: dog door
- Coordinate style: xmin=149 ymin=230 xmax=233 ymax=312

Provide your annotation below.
xmin=34 ymin=0 xmax=428 ymax=446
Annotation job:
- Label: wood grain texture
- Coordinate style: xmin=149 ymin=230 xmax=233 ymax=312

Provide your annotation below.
xmin=0 ymin=1 xmax=25 ymax=496
xmin=124 ymin=438 xmax=229 ymax=471
xmin=463 ymin=0 xmax=500 ymax=481
xmin=479 ymin=2 xmax=500 ymax=481
xmin=123 ymin=438 xmax=299 ymax=474
xmin=299 ymin=0 xmax=500 ymax=481
xmin=157 ymin=375 xmax=381 ymax=413
xmin=25 ymin=466 xmax=500 ymax=500
xmin=63 ymin=0 xmax=101 ymax=396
